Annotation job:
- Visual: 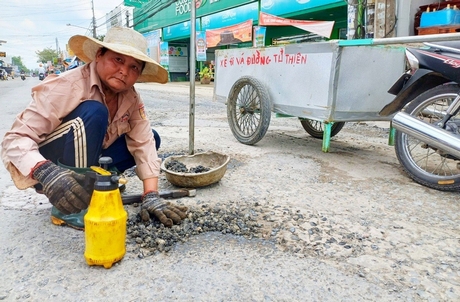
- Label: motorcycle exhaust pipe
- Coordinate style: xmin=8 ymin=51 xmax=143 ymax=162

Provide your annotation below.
xmin=392 ymin=112 xmax=460 ymax=159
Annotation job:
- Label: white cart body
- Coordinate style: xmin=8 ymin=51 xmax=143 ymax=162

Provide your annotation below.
xmin=213 ymin=40 xmax=406 ymax=122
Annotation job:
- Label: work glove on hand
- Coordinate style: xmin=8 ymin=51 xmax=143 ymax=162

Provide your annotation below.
xmin=32 ymin=161 xmax=91 ymax=215
xmin=140 ymin=191 xmax=188 ymax=227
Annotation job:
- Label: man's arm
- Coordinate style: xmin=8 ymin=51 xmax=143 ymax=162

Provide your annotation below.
xmin=142 ymin=177 xmax=158 ymax=194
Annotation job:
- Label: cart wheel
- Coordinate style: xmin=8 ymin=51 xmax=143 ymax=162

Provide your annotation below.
xmin=299 ymin=119 xmax=345 ymax=139
xmin=227 ymin=76 xmax=271 ymax=145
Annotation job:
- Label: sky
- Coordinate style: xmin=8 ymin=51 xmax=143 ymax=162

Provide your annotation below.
xmin=1 ymin=0 xmax=127 ymax=70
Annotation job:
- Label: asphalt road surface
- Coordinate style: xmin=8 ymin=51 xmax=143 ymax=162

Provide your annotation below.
xmin=0 ymin=77 xmax=458 ymax=301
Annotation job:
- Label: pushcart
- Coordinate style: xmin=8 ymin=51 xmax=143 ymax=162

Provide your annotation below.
xmin=212 ymin=35 xmax=460 ymax=152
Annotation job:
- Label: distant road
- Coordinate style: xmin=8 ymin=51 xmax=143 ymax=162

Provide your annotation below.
xmin=0 ymin=76 xmax=38 ymax=189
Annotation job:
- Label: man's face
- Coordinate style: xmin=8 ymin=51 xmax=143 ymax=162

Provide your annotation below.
xmin=95 ymin=49 xmax=144 ymax=93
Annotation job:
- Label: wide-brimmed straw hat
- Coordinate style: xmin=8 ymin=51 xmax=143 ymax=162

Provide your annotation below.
xmin=68 ymin=27 xmax=168 ymax=83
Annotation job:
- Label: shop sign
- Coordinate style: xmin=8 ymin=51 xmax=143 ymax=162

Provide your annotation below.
xmin=201 ymin=2 xmax=258 ymax=31
xmin=259 ymin=12 xmax=335 ymax=38
xmin=134 ymin=0 xmax=256 ymax=30
xmin=206 ymin=19 xmax=253 ymax=48
xmin=196 ymin=31 xmax=207 ymax=61
xmin=175 ymin=0 xmax=193 ymax=16
xmin=124 ymin=0 xmax=149 ymax=8
xmin=143 ymin=29 xmax=162 ymax=62
xmin=261 ymin=0 xmax=344 ymax=16
xmin=160 ymin=42 xmax=169 ymax=67
xmin=167 ymin=46 xmax=188 ymax=72
xmin=175 ymin=0 xmax=210 ymax=15
xmin=253 ymin=26 xmax=266 ymax=47
xmin=0 ymin=52 xmax=6 ymax=57
xmin=162 ymin=19 xmax=201 ymax=41
xmin=143 ymin=29 xmax=161 ymax=48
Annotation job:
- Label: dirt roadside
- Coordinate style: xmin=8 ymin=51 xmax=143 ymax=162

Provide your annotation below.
xmin=0 ymin=81 xmax=459 ymax=301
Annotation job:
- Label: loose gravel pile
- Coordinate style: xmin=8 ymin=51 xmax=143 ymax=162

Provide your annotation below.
xmin=126 ymin=200 xmax=369 ymax=261
xmin=127 ymin=203 xmax=264 ymax=258
xmin=123 ymin=152 xmax=371 ymax=260
xmin=165 ymin=159 xmax=211 ymax=174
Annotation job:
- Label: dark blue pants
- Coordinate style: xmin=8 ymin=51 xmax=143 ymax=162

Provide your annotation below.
xmin=39 ymin=100 xmax=160 ymax=172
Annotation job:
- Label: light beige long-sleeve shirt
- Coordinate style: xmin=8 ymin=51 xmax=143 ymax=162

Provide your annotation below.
xmin=1 ymin=61 xmax=161 ymax=189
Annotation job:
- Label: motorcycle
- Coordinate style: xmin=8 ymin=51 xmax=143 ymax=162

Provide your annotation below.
xmin=38 ymin=73 xmax=45 ymax=81
xmin=0 ymin=69 xmax=8 ymax=81
xmin=380 ymin=40 xmax=460 ymax=191
xmin=186 ymin=68 xmax=200 ymax=82
xmin=20 ymin=73 xmax=26 ymax=80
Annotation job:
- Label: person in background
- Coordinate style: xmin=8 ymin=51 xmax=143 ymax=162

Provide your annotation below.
xmin=37 ymin=63 xmax=46 ymax=75
xmin=1 ymin=27 xmax=187 ymax=230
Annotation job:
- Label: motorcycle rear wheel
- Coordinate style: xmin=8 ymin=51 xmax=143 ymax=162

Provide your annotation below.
xmin=395 ymin=84 xmax=460 ymax=191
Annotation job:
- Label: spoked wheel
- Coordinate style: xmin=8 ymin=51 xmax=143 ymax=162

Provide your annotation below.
xmin=395 ymin=84 xmax=460 ymax=191
xmin=299 ymin=119 xmax=345 ymax=139
xmin=227 ymin=76 xmax=271 ymax=145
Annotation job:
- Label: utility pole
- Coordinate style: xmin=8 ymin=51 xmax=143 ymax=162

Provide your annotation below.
xmin=189 ymin=0 xmax=196 ymax=155
xmin=55 ymin=37 xmax=59 ymax=66
xmin=91 ymin=0 xmax=97 ymax=38
xmin=126 ymin=10 xmax=130 ymax=27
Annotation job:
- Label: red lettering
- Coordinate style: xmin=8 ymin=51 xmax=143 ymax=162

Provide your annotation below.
xmin=260 ymin=56 xmax=271 ymax=65
xmin=301 ymin=54 xmax=307 ymax=64
xmin=284 ymin=53 xmax=307 ymax=65
xmin=219 ymin=49 xmax=306 ymax=68
xmin=245 ymin=51 xmax=271 ymax=66
xmin=273 ymin=53 xmax=283 ymax=63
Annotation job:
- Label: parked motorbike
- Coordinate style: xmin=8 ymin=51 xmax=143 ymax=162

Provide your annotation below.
xmin=380 ymin=40 xmax=460 ymax=191
xmin=186 ymin=68 xmax=200 ymax=81
xmin=38 ymin=73 xmax=45 ymax=81
xmin=0 ymin=69 xmax=8 ymax=81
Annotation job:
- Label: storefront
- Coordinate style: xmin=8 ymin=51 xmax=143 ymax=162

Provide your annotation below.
xmin=126 ymin=0 xmax=348 ymax=81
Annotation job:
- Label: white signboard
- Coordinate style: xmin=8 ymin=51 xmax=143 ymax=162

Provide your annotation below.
xmin=214 ymin=43 xmax=335 ymax=113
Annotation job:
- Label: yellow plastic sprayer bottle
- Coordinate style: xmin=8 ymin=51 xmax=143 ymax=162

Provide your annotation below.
xmin=84 ymin=157 xmax=127 ymax=269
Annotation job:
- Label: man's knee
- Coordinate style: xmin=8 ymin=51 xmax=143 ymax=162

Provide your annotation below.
xmin=66 ymin=100 xmax=108 ymax=126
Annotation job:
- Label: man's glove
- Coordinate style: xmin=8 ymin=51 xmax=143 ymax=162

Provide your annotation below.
xmin=140 ymin=191 xmax=188 ymax=227
xmin=32 ymin=161 xmax=91 ymax=215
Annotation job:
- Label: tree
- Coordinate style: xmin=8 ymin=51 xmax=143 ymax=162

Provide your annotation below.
xmin=35 ymin=47 xmax=58 ymax=64
xmin=12 ymin=56 xmax=28 ymax=72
